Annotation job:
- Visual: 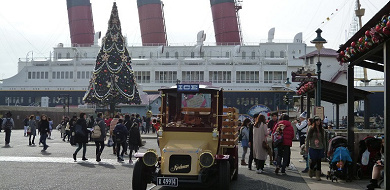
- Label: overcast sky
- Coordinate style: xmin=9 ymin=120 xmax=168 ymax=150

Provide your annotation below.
xmin=0 ymin=0 xmax=388 ymax=79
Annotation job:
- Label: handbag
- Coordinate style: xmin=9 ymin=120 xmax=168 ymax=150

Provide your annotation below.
xmin=27 ymin=127 xmax=32 ymax=135
xmin=262 ymin=140 xmax=269 ymax=149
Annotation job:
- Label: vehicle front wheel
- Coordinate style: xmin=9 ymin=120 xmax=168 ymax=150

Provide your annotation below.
xmin=218 ymin=161 xmax=230 ymax=190
xmin=132 ymin=159 xmax=148 ymax=190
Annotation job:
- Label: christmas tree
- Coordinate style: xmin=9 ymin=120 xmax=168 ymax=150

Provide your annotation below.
xmin=83 ymin=2 xmax=141 ymax=111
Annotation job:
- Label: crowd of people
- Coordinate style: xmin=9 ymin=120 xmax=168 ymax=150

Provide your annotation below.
xmin=1 ymin=111 xmax=161 ymax=164
xmin=239 ymin=111 xmax=384 ymax=187
xmin=1 ymin=110 xmax=384 ymax=189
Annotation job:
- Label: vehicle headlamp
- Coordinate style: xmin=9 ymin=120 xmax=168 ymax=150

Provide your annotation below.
xmin=199 ymin=152 xmax=214 ymax=168
xmin=143 ymin=149 xmax=158 ymax=166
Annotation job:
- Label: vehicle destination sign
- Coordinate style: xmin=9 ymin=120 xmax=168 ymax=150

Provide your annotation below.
xmin=157 ymin=177 xmax=179 ymax=187
xmin=177 ymin=84 xmax=199 ymax=92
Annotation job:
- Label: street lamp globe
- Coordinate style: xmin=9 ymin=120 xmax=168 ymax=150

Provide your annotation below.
xmin=310 ymin=28 xmax=327 ymax=51
xmin=285 ymin=78 xmax=291 ymax=88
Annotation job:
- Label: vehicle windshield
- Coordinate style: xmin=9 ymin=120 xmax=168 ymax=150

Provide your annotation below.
xmin=167 ymin=92 xmax=212 ymax=128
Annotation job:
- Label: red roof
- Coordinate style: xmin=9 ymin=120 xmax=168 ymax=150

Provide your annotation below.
xmin=299 ymin=48 xmax=338 ymax=59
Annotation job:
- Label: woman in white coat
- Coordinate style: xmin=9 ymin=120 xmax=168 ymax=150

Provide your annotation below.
xmin=253 ymin=114 xmax=269 ymax=174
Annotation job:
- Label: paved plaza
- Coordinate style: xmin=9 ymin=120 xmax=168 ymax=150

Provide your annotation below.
xmin=0 ymin=130 xmax=375 ymax=190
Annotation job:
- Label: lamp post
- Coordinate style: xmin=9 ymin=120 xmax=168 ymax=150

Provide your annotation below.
xmin=284 ymin=78 xmax=292 ymax=116
xmin=310 ymin=28 xmax=327 ymax=107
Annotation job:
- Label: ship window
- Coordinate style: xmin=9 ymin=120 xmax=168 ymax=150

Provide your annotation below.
xmin=292 ymin=50 xmax=296 ymax=54
xmin=20 ymin=97 xmax=24 ymax=104
xmin=65 ymin=71 xmax=69 ymax=79
xmin=191 ymin=52 xmax=194 ymax=58
xmin=280 ymin=51 xmax=285 ymax=58
xmin=134 ymin=71 xmax=151 ymax=83
xmin=209 ymin=71 xmax=231 ymax=83
xmin=175 ymin=52 xmax=179 ymax=59
xmin=66 ymin=52 xmax=70 ymax=59
xmin=242 ymin=51 xmax=246 ymax=59
xmin=251 ymin=51 xmax=255 ymax=59
xmin=61 ymin=72 xmax=65 ymax=79
xmin=32 ymin=72 xmax=36 ymax=79
xmin=28 ymin=97 xmax=31 ymax=104
xmin=299 ymin=50 xmax=302 ymax=54
xmin=77 ymin=97 xmax=81 ymax=104
xmin=150 ymin=52 xmax=153 ymax=58
xmin=226 ymin=52 xmax=230 ymax=58
xmin=77 ymin=71 xmax=81 ymax=79
xmin=52 ymin=72 xmax=56 ymax=79
xmin=270 ymin=51 xmax=275 ymax=58
xmin=236 ymin=71 xmax=259 ymax=83
xmin=70 ymin=72 xmax=73 ymax=79
xmin=86 ymin=71 xmax=90 ymax=78
xmin=37 ymin=72 xmax=40 ymax=79
xmin=42 ymin=72 xmax=45 ymax=79
xmin=57 ymin=72 xmax=60 ymax=79
xmin=166 ymin=52 xmax=169 ymax=58
xmin=82 ymin=71 xmax=85 ymax=79
xmin=154 ymin=71 xmax=177 ymax=83
xmin=28 ymin=72 xmax=32 ymax=79
xmin=69 ymin=97 xmax=72 ymax=104
xmin=58 ymin=53 xmax=62 ymax=59
xmin=182 ymin=71 xmax=204 ymax=82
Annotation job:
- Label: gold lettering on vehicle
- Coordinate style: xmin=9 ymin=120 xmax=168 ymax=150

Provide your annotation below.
xmin=170 ymin=164 xmax=190 ymax=172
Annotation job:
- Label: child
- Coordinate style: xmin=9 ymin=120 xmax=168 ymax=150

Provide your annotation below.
xmin=272 ymin=124 xmax=284 ymax=165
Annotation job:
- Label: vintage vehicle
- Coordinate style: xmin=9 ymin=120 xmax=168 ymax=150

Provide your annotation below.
xmin=132 ymin=84 xmax=239 ymax=190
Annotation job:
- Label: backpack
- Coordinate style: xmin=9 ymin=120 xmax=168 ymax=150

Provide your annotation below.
xmin=238 ymin=127 xmax=244 ymax=141
xmin=114 ymin=125 xmax=125 ymax=143
xmin=3 ymin=118 xmax=13 ymax=130
xmin=74 ymin=124 xmax=85 ymax=137
xmin=91 ymin=122 xmax=101 ymax=139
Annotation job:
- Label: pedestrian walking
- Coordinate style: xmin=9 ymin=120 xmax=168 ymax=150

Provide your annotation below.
xmin=273 ymin=114 xmax=294 ymax=175
xmin=110 ymin=115 xmax=120 ymax=154
xmin=306 ymin=116 xmax=326 ymax=181
xmin=92 ymin=112 xmax=106 ymax=162
xmin=38 ymin=114 xmax=50 ymax=151
xmin=248 ymin=114 xmax=258 ymax=170
xmin=62 ymin=117 xmax=70 ymax=142
xmin=23 ymin=115 xmax=29 ymax=137
xmin=48 ymin=117 xmax=53 ymax=139
xmin=2 ymin=112 xmax=14 ymax=146
xmin=253 ymin=114 xmax=269 ymax=174
xmin=240 ymin=119 xmax=250 ymax=166
xmin=113 ymin=119 xmax=128 ymax=162
xmin=28 ymin=115 xmax=37 ymax=146
xmin=301 ymin=118 xmax=314 ymax=173
xmin=128 ymin=122 xmax=142 ymax=164
xmin=73 ymin=113 xmax=89 ymax=161
xmin=294 ymin=112 xmax=308 ymax=147
xmin=268 ymin=112 xmax=278 ymax=164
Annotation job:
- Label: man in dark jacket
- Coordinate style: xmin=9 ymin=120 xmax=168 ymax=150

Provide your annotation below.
xmin=73 ymin=113 xmax=89 ymax=161
xmin=128 ymin=122 xmax=142 ymax=164
xmin=92 ymin=112 xmax=106 ymax=162
xmin=248 ymin=113 xmax=259 ymax=170
xmin=2 ymin=112 xmax=14 ymax=146
xmin=114 ymin=119 xmax=129 ymax=162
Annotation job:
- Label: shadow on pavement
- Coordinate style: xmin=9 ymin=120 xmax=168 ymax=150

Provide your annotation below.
xmin=97 ymin=162 xmax=116 ymax=169
xmin=40 ymin=151 xmax=52 ymax=156
xmin=77 ymin=162 xmax=96 ymax=168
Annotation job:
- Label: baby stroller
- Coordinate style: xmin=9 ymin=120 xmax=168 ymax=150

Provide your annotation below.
xmin=326 ymin=136 xmax=353 ymax=182
xmin=357 ymin=136 xmax=382 ymax=179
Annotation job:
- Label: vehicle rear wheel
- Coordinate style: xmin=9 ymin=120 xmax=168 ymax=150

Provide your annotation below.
xmin=218 ymin=161 xmax=230 ymax=190
xmin=232 ymin=147 xmax=238 ymax=180
xmin=132 ymin=159 xmax=147 ymax=190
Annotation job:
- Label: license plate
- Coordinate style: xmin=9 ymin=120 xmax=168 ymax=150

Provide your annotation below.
xmin=157 ymin=177 xmax=179 ymax=187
